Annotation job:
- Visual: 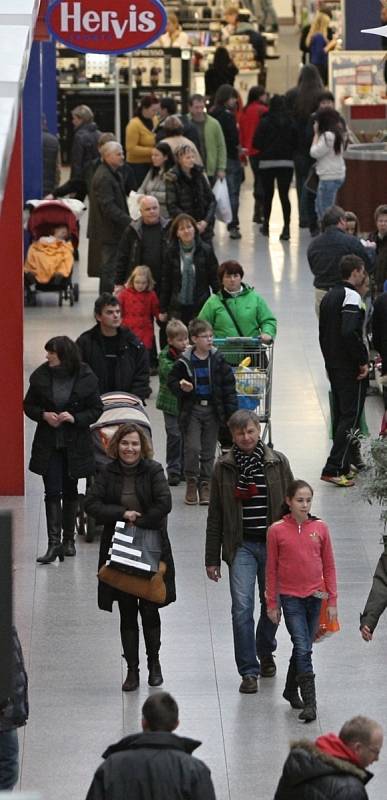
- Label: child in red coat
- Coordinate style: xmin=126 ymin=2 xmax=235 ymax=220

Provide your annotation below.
xmin=119 ymin=266 xmax=161 ymax=362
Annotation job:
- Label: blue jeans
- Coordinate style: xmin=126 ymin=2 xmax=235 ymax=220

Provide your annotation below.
xmin=163 ymin=412 xmax=183 ymax=477
xmin=226 ymin=158 xmax=244 ymax=229
xmin=0 ymin=729 xmax=19 ymax=790
xmin=229 ymin=540 xmax=278 ymax=676
xmin=280 ymin=595 xmax=322 ymax=675
xmin=315 ymin=178 xmax=344 ymax=221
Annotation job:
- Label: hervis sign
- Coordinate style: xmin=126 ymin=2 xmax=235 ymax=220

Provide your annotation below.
xmin=46 ymin=0 xmax=167 ymax=54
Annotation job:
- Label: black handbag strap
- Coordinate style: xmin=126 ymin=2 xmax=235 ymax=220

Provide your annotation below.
xmin=220 ymin=297 xmax=244 ymax=336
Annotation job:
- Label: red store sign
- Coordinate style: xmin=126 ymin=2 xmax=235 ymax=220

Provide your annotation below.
xmin=46 ymin=0 xmax=167 ymax=54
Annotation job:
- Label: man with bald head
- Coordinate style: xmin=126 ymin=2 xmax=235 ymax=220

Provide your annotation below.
xmin=114 ymin=194 xmax=170 ymax=296
xmin=88 ymin=141 xmax=130 ymax=292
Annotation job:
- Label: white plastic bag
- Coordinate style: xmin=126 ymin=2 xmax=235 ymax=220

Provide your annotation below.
xmin=213 ymin=178 xmax=232 ymax=225
xmin=128 ymin=191 xmax=144 ymax=221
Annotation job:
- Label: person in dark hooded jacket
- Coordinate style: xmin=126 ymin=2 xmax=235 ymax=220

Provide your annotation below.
xmin=165 ymin=145 xmax=216 ymax=242
xmin=85 ymin=692 xmax=216 ymax=800
xmin=274 ymin=716 xmax=383 ymax=800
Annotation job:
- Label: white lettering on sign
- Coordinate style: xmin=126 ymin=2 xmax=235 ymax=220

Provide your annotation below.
xmin=60 ymin=2 xmax=156 ymax=37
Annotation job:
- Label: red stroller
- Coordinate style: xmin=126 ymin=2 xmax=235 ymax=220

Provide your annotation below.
xmin=24 ymin=199 xmax=80 ymax=307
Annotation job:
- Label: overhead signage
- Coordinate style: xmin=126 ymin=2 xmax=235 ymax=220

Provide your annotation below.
xmin=46 ymin=0 xmax=167 ymax=54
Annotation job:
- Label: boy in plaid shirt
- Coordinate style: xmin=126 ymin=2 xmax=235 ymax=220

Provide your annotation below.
xmin=156 ymin=319 xmax=189 ymax=486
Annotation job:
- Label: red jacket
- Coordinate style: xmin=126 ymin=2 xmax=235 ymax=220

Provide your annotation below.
xmin=239 ymin=101 xmax=268 ymax=156
xmin=265 ymin=514 xmax=337 ymax=609
xmin=119 ymin=287 xmax=160 ymax=349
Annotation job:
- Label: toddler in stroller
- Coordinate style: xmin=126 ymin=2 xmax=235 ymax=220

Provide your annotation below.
xmin=24 ymin=199 xmax=81 ymax=306
xmin=78 ymin=391 xmax=152 ymax=541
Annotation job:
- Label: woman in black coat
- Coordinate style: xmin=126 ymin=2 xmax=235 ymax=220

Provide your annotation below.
xmin=165 ymin=145 xmax=216 ymax=242
xmin=160 ymin=213 xmax=219 ymax=326
xmin=205 ymin=46 xmax=238 ymax=105
xmin=85 ymin=423 xmax=175 ymax=692
xmin=23 ymin=336 xmax=103 ymax=563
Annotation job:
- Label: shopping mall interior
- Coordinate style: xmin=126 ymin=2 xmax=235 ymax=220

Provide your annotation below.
xmin=2 ymin=1 xmax=387 ymax=798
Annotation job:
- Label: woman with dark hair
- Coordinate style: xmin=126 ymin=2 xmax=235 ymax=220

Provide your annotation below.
xmin=210 ymin=84 xmax=244 ymax=239
xmin=310 ymin=107 xmax=345 ymax=221
xmin=198 ymin=260 xmax=276 ymax=340
xmin=138 ymin=142 xmax=174 ymax=217
xmin=160 ymin=213 xmax=219 ymax=325
xmin=266 ymin=479 xmax=337 ymax=722
xmin=239 ymin=86 xmax=269 ymax=223
xmin=253 ymin=94 xmax=297 ymax=240
xmin=285 ymin=65 xmax=324 ymax=230
xmin=125 ymin=95 xmax=160 ymax=185
xmin=165 ymin=145 xmax=216 ymax=241
xmin=85 ymin=423 xmax=175 ymax=692
xmin=23 ymin=336 xmax=103 ymax=563
xmin=205 ymin=46 xmax=238 ymax=104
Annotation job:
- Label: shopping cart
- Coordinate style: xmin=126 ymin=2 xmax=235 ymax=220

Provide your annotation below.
xmin=214 ymin=337 xmax=274 ymax=446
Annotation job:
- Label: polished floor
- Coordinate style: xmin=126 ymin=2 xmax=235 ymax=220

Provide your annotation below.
xmin=9 ymin=175 xmax=387 ymax=800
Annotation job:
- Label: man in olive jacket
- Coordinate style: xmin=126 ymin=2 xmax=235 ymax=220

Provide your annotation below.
xmin=85 ymin=692 xmax=216 ymax=800
xmin=205 ymin=409 xmax=293 ymax=693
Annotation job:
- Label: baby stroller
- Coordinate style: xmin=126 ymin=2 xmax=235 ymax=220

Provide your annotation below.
xmin=77 ymin=392 xmax=152 ymax=542
xmin=24 ymin=199 xmax=81 ymax=307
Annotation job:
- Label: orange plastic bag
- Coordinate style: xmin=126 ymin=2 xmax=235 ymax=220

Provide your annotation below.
xmin=314 ymin=597 xmax=340 ymax=643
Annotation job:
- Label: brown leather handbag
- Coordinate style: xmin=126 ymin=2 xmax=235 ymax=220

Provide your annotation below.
xmin=98 ymin=561 xmax=167 ymax=604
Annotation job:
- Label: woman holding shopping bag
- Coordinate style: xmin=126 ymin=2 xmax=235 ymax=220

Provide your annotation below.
xmin=85 ymin=423 xmax=175 ymax=692
xmin=266 ymin=479 xmax=338 ymax=723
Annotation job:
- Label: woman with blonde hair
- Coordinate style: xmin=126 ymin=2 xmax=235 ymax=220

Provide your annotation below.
xmin=159 ymin=12 xmax=190 ymax=48
xmin=85 ymin=422 xmax=175 ymax=691
xmin=306 ymin=12 xmax=336 ymax=84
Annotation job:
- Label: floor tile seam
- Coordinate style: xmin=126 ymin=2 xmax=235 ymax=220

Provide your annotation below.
xmin=203 ymin=568 xmax=232 ymax=800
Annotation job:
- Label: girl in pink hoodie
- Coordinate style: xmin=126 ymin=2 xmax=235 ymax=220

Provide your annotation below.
xmin=266 ymin=479 xmax=338 ymax=723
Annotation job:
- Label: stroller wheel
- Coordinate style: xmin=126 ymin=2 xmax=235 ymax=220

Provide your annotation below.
xmin=69 ymin=287 xmax=74 ymax=307
xmin=58 ymin=290 xmax=63 ymax=307
xmin=76 ymin=494 xmax=86 ymax=536
xmin=73 ymin=283 xmax=79 ymax=302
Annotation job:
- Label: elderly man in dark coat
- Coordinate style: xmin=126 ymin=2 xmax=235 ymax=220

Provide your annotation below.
xmin=88 ymin=141 xmax=130 ymax=293
xmin=85 ymin=692 xmax=216 ymax=800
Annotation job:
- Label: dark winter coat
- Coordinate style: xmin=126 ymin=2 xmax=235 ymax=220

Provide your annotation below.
xmin=168 ymin=346 xmax=237 ymax=431
xmin=88 ymin=162 xmax=129 ymax=245
xmin=84 ymin=459 xmax=175 ymax=610
xmin=274 ymin=739 xmax=372 ymax=800
xmin=205 ymin=446 xmax=293 ymax=566
xmin=252 ymin=111 xmax=297 ymax=163
xmin=42 ymin=130 xmax=60 ymax=196
xmin=319 ymin=282 xmax=368 ymax=375
xmin=360 ymin=551 xmax=387 ymax=632
xmin=165 ymin=165 xmax=216 ymax=235
xmin=70 ymin=121 xmax=100 ymax=180
xmin=372 ymin=292 xmax=387 ymax=373
xmin=160 ymin=234 xmax=219 ymax=314
xmin=23 ymin=363 xmax=103 ymax=478
xmin=0 ymin=627 xmax=29 ymax=732
xmin=76 ymin=325 xmax=150 ymax=401
xmin=114 ymin=217 xmax=170 ymax=289
xmin=307 ymin=226 xmax=374 ymax=290
xmin=210 ymin=106 xmax=239 ymax=160
xmin=205 ymin=63 xmax=238 ymax=102
xmin=369 ymin=231 xmax=387 ymax=293
xmin=85 ymin=731 xmax=216 ymax=800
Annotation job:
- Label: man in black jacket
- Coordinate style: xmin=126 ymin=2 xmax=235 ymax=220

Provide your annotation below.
xmin=88 ymin=142 xmax=130 ymax=293
xmin=210 ymin=85 xmax=244 ymax=240
xmin=76 ymin=294 xmax=149 ymax=401
xmin=113 ymin=196 xmax=169 ymax=295
xmin=307 ymin=205 xmax=374 ymax=316
xmin=274 ymin=715 xmax=382 ymax=800
xmin=0 ymin=627 xmax=29 ymax=791
xmin=319 ymin=254 xmax=368 ymax=486
xmin=85 ymin=692 xmax=216 ymax=800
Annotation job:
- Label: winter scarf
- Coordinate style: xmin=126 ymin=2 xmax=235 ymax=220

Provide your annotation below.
xmin=233 ymin=441 xmax=265 ymax=499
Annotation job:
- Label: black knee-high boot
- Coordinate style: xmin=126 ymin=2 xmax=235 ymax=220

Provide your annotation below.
xmin=121 ymin=629 xmax=140 ymax=691
xmin=62 ymin=498 xmax=78 ymax=556
xmin=37 ymin=499 xmax=64 ymax=564
xmin=143 ymin=625 xmax=163 ymax=687
xmin=283 ymin=659 xmax=304 ymax=709
xmin=297 ymin=673 xmax=317 ymax=722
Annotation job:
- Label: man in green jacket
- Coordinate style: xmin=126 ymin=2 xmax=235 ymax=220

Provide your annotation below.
xmin=198 ymin=260 xmax=277 ymax=340
xmin=205 ymin=409 xmax=293 ymax=694
xmin=188 ymin=95 xmax=227 ymax=185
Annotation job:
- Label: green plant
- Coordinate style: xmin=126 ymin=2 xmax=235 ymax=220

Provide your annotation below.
xmin=360 ymin=437 xmax=387 ymax=527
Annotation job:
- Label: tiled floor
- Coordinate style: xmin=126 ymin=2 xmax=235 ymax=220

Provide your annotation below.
xmin=11 ymin=176 xmax=387 ymax=800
